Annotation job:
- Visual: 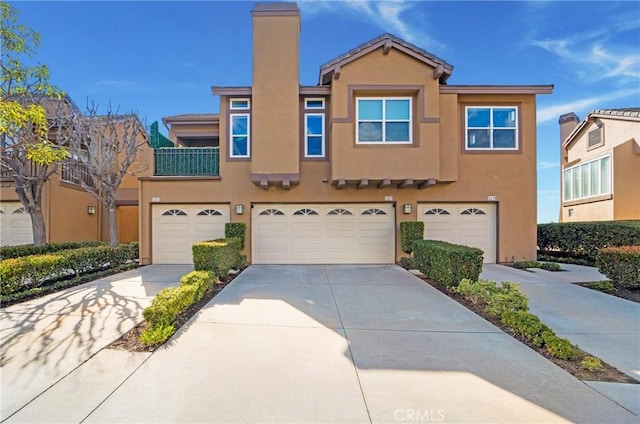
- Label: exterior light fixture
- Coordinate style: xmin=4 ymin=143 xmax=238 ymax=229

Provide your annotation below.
xmin=236 ymin=204 xmax=244 ymax=215
xmin=403 ymin=204 xmax=412 ymax=214
xmin=87 ymin=206 xmax=96 ymax=215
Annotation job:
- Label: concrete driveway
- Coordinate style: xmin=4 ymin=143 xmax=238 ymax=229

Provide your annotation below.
xmin=0 ymin=265 xmax=192 ymax=421
xmin=10 ymin=265 xmax=634 ymax=423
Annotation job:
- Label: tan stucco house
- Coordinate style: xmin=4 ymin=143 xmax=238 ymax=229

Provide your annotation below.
xmin=0 ymin=96 xmax=151 ymax=246
xmin=139 ymin=2 xmax=553 ymax=265
xmin=559 ymin=108 xmax=640 ymax=222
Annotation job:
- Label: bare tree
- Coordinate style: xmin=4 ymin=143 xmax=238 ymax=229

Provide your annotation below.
xmin=57 ymin=103 xmax=148 ymax=246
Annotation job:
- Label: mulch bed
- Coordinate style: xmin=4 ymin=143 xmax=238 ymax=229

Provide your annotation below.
xmin=415 ymin=274 xmax=638 ymax=384
xmin=577 ymin=283 xmax=640 ymax=304
xmin=107 ymin=269 xmax=244 ymax=353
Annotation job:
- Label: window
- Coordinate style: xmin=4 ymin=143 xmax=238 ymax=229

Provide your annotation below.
xmin=293 ymin=208 xmax=319 ymax=216
xmin=466 ymin=106 xmax=518 ymax=150
xmin=197 ymin=209 xmax=222 ymax=216
xmin=305 ymin=114 xmax=325 ymax=157
xmin=356 ymin=97 xmax=411 ymax=144
xmin=327 ymin=208 xmax=353 ymax=215
xmin=305 ymin=98 xmax=324 ymax=109
xmin=563 ymin=156 xmax=610 ymax=202
xmin=424 ymin=208 xmax=450 ymax=215
xmin=162 ymin=209 xmax=187 ymax=216
xmin=230 ymin=114 xmax=250 ymax=158
xmin=230 ymin=99 xmax=250 ymax=110
xmin=461 ymin=208 xmax=486 ymax=215
xmin=362 ymin=208 xmax=387 ymax=215
xmin=259 ymin=209 xmax=285 ymax=216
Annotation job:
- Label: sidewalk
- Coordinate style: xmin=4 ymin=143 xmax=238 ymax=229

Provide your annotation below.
xmin=0 ymin=265 xmax=192 ymax=421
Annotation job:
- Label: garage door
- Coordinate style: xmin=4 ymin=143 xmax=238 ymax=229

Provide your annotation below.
xmin=252 ymin=203 xmax=395 ymax=264
xmin=0 ymin=202 xmax=34 ymax=247
xmin=152 ymin=204 xmax=229 ymax=264
xmin=419 ymin=203 xmax=496 ymax=263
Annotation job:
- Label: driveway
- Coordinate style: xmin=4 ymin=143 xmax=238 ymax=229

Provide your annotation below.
xmin=0 ymin=265 xmax=192 ymax=421
xmin=10 ymin=265 xmax=634 ymax=423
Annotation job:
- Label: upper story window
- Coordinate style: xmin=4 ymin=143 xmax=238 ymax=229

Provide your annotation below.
xmin=230 ymin=99 xmax=250 ymax=110
xmin=230 ymin=114 xmax=250 ymax=158
xmin=356 ymin=97 xmax=412 ymax=144
xmin=466 ymin=106 xmax=518 ymax=150
xmin=305 ymin=114 xmax=325 ymax=157
xmin=563 ymin=155 xmax=610 ymax=202
xmin=305 ymin=98 xmax=325 ymax=109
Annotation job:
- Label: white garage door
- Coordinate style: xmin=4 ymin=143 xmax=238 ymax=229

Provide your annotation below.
xmin=0 ymin=202 xmax=34 ymax=247
xmin=152 ymin=204 xmax=230 ymax=264
xmin=419 ymin=203 xmax=496 ymax=263
xmin=252 ymin=203 xmax=395 ymax=264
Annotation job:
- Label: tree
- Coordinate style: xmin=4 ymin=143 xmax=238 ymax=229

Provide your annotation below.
xmin=57 ymin=103 xmax=148 ymax=246
xmin=0 ymin=3 xmax=68 ymax=245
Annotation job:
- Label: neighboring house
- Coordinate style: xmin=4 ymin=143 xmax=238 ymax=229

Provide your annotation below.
xmin=139 ymin=2 xmax=552 ymax=265
xmin=559 ymin=108 xmax=640 ymax=222
xmin=0 ymin=96 xmax=152 ymax=246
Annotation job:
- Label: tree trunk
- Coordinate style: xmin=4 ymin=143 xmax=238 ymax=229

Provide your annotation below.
xmin=29 ymin=207 xmax=47 ymax=245
xmin=107 ymin=202 xmax=119 ymax=247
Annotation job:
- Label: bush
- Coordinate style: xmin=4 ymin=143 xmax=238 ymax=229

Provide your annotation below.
xmin=413 ymin=240 xmax=483 ymax=287
xmin=540 ymin=262 xmax=561 ymax=271
xmin=484 ymin=282 xmax=529 ymax=317
xmin=140 ymin=271 xmax=215 ymax=346
xmin=585 ymin=280 xmax=616 ymax=294
xmin=501 ymin=311 xmax=553 ymax=347
xmin=543 ymin=333 xmax=578 ymax=360
xmin=581 ymin=356 xmax=602 ymax=372
xmin=596 ymin=246 xmax=640 ymax=289
xmin=225 ymin=222 xmax=246 ymax=251
xmin=451 ymin=279 xmax=501 ymax=305
xmin=0 ymin=240 xmax=106 ymax=260
xmin=400 ymin=221 xmax=424 ymax=254
xmin=192 ymin=238 xmax=242 ymax=278
xmin=513 ymin=261 xmax=540 ymax=269
xmin=399 ymin=256 xmax=416 ymax=270
xmin=537 ymin=221 xmax=640 ymax=263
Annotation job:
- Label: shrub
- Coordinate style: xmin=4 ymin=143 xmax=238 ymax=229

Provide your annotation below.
xmin=413 ymin=240 xmax=483 ymax=287
xmin=192 ymin=238 xmax=242 ymax=278
xmin=399 ymin=256 xmax=416 ymax=270
xmin=513 ymin=261 xmax=540 ymax=269
xmin=581 ymin=356 xmax=602 ymax=372
xmin=540 ymin=262 xmax=561 ymax=271
xmin=139 ymin=271 xmax=215 ymax=346
xmin=484 ymin=282 xmax=529 ymax=317
xmin=596 ymin=245 xmax=640 ymax=289
xmin=225 ymin=222 xmax=247 ymax=250
xmin=537 ymin=221 xmax=640 ymax=263
xmin=399 ymin=221 xmax=424 ymax=254
xmin=585 ymin=280 xmax=616 ymax=294
xmin=0 ymin=240 xmax=106 ymax=260
xmin=501 ymin=311 xmax=553 ymax=347
xmin=543 ymin=333 xmax=578 ymax=360
xmin=451 ymin=279 xmax=500 ymax=305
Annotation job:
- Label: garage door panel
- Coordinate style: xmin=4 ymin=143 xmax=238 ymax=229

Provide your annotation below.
xmin=0 ymin=203 xmax=34 ymax=246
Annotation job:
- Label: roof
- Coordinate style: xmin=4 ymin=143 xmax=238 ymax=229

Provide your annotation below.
xmin=563 ymin=107 xmax=640 ymax=147
xmin=162 ymin=114 xmax=220 ymax=126
xmin=319 ymin=33 xmax=454 ymax=85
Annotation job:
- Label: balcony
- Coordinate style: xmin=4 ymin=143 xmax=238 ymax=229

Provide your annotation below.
xmin=154 ymin=147 xmax=220 ymax=177
xmin=61 ymin=162 xmax=96 ymax=189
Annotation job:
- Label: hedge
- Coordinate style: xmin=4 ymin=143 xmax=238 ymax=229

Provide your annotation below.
xmin=537 ymin=221 xmax=640 ymax=262
xmin=139 ymin=271 xmax=215 ymax=346
xmin=192 ymin=238 xmax=242 ymax=278
xmin=0 ymin=240 xmax=107 ymax=260
xmin=225 ymin=222 xmax=246 ymax=250
xmin=400 ymin=221 xmax=424 ymax=254
xmin=0 ymin=242 xmax=139 ymax=295
xmin=596 ymin=245 xmax=640 ymax=289
xmin=413 ymin=240 xmax=483 ymax=287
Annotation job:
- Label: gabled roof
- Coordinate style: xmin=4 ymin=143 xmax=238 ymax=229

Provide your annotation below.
xmin=162 ymin=114 xmax=220 ymax=126
xmin=563 ymin=107 xmax=640 ymax=148
xmin=319 ymin=33 xmax=454 ymax=86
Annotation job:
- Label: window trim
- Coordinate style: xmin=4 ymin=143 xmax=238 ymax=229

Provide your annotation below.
xmin=465 ymin=105 xmax=519 ymax=151
xmin=230 ymin=98 xmax=250 ymax=110
xmin=305 ymin=98 xmax=325 ymax=109
xmin=562 ymin=154 xmax=611 ymax=203
xmin=304 ymin=113 xmax=325 ymax=158
xmin=356 ymin=97 xmax=413 ymax=144
xmin=229 ymin=113 xmax=250 ymax=158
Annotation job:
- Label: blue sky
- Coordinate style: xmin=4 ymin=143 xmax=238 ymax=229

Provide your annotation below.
xmin=12 ymin=1 xmax=640 ymax=223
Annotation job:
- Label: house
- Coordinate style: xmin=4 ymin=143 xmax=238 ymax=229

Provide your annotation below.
xmin=0 ymin=95 xmax=152 ymax=246
xmin=139 ymin=2 xmax=552 ymax=265
xmin=559 ymin=108 xmax=640 ymax=222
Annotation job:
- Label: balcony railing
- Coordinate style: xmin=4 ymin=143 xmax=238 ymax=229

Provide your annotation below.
xmin=154 ymin=147 xmax=220 ymax=177
xmin=61 ymin=162 xmax=96 ymax=189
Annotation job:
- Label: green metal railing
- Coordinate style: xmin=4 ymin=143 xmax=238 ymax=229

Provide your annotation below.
xmin=154 ymin=147 xmax=220 ymax=176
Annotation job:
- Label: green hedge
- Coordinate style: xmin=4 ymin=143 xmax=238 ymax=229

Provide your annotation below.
xmin=413 ymin=240 xmax=483 ymax=287
xmin=537 ymin=221 xmax=640 ymax=262
xmin=0 ymin=242 xmax=139 ymax=295
xmin=192 ymin=238 xmax=242 ymax=278
xmin=140 ymin=271 xmax=215 ymax=346
xmin=400 ymin=221 xmax=424 ymax=254
xmin=0 ymin=240 xmax=107 ymax=260
xmin=225 ymin=222 xmax=246 ymax=250
xmin=596 ymin=246 xmax=640 ymax=289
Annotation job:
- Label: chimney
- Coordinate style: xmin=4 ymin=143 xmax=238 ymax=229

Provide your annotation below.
xmin=559 ymin=112 xmax=580 ymax=146
xmin=250 ymin=2 xmax=301 ymax=180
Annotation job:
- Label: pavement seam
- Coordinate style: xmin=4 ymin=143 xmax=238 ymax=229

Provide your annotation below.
xmin=325 ymin=265 xmax=373 ymax=424
xmin=580 ymin=381 xmax=640 ymax=417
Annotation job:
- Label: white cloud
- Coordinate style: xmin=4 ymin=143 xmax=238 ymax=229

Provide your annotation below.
xmin=538 ymin=161 xmax=559 ymax=171
xmin=299 ymin=0 xmax=442 ymax=49
xmin=537 ymin=88 xmax=639 ymax=124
